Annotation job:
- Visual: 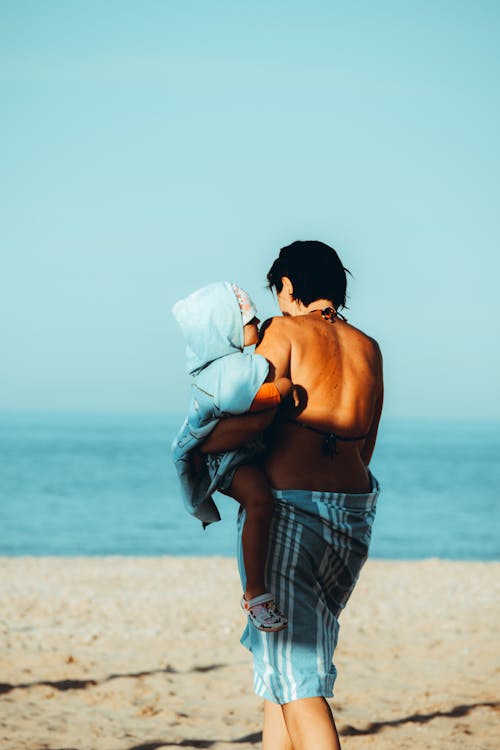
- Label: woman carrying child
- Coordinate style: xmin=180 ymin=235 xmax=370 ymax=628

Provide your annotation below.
xmin=200 ymin=240 xmax=384 ymax=750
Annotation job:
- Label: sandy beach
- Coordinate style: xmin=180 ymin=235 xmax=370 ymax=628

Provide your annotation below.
xmin=0 ymin=557 xmax=499 ymax=750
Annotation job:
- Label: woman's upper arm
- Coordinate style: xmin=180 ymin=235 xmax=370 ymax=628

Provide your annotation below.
xmin=255 ymin=317 xmax=291 ymax=379
xmin=361 ymin=344 xmax=384 ymax=466
xmin=360 ymin=386 xmax=383 ymax=466
xmin=198 ymin=409 xmax=277 ymax=453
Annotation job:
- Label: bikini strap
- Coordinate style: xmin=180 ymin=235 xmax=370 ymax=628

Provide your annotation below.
xmin=285 ymin=418 xmax=368 ymax=458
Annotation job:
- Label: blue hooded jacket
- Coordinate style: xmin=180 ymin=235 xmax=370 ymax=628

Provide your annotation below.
xmin=171 ymin=281 xmax=269 ymax=526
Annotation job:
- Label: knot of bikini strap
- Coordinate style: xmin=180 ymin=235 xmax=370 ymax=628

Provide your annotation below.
xmin=320 ymin=307 xmax=348 ymax=323
xmin=286 ymin=418 xmax=367 ymax=458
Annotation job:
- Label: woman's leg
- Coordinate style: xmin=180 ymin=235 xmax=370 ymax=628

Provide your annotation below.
xmin=262 ymin=700 xmax=293 ymax=750
xmin=230 ymin=465 xmax=274 ymax=599
xmin=282 ymin=697 xmax=341 ymax=750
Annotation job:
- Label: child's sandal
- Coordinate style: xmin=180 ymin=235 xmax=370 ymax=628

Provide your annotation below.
xmin=240 ymin=593 xmax=288 ymax=632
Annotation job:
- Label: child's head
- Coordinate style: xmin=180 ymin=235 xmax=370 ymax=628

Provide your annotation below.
xmin=173 ymin=281 xmax=260 ymax=374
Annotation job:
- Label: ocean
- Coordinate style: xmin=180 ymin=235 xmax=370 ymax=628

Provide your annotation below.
xmin=0 ymin=413 xmax=499 ymax=559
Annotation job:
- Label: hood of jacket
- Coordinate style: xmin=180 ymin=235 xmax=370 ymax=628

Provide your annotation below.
xmin=172 ymin=281 xmax=248 ymax=375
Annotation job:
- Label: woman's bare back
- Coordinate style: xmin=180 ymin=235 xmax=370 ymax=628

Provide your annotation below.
xmin=256 ymin=313 xmax=383 ymax=493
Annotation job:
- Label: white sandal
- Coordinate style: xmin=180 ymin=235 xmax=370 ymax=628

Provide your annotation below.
xmin=240 ymin=593 xmax=288 ymax=632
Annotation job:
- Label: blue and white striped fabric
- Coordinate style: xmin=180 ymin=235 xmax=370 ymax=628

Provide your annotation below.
xmin=237 ymin=474 xmax=380 ymax=704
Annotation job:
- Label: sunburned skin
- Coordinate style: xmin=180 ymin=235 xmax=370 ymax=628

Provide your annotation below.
xmin=256 ymin=309 xmax=383 ymax=493
xmin=256 ymin=277 xmax=383 ymax=492
xmin=202 ymin=279 xmax=383 ymax=494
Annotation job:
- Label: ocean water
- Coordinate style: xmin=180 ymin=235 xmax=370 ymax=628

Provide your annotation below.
xmin=0 ymin=413 xmax=499 ymax=559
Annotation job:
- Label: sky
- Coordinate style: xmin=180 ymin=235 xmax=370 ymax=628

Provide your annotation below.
xmin=1 ymin=0 xmax=499 ymax=419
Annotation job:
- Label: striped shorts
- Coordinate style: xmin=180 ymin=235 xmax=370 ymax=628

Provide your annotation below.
xmin=236 ymin=475 xmax=379 ymax=705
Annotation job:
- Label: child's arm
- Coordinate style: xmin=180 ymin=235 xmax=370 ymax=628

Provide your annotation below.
xmin=248 ymin=377 xmax=293 ymax=412
xmin=199 ymin=378 xmax=295 ymax=454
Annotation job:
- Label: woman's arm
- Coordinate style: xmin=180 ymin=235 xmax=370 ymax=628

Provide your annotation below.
xmin=360 ymin=345 xmax=384 ymax=466
xmin=255 ymin=318 xmax=291 ymax=379
xmin=198 ymin=408 xmax=278 ymax=453
xmin=360 ymin=387 xmax=383 ymax=466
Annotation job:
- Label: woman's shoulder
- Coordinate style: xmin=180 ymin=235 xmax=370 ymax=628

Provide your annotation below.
xmin=258 ymin=314 xmax=382 ymax=366
xmin=341 ymin=324 xmax=383 ymax=384
xmin=258 ymin=315 xmax=290 ymax=334
xmin=258 ymin=313 xmax=321 ymax=341
xmin=345 ymin=322 xmax=382 ymax=358
xmin=261 ymin=314 xmax=380 ymax=347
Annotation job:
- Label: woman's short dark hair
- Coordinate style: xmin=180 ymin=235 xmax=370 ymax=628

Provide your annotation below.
xmin=267 ymin=240 xmax=350 ymax=309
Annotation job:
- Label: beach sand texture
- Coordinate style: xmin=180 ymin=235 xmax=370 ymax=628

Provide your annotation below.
xmin=1 ymin=557 xmax=499 ymax=750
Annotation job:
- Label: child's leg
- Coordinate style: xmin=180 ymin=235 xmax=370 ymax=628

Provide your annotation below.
xmin=230 ymin=464 xmax=274 ymax=600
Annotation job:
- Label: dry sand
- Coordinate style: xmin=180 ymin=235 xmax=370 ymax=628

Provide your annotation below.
xmin=0 ymin=557 xmax=499 ymax=750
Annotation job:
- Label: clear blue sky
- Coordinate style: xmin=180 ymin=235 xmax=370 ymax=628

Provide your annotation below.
xmin=1 ymin=1 xmax=499 ymax=418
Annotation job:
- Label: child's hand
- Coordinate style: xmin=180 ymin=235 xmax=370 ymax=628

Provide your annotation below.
xmin=274 ymin=377 xmax=293 ymax=400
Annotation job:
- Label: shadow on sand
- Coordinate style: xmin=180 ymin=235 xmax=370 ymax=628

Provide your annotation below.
xmin=124 ymin=734 xmax=262 ymax=749
xmin=36 ymin=700 xmax=499 ymax=750
xmin=40 ymin=736 xmax=261 ymax=750
xmin=340 ymin=700 xmax=499 ymax=736
xmin=0 ymin=663 xmax=228 ymax=695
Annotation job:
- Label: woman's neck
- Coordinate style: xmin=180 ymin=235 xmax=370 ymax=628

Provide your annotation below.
xmin=293 ymin=298 xmax=335 ymax=316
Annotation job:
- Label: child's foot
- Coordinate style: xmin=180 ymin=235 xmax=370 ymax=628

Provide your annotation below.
xmin=240 ymin=593 xmax=288 ymax=632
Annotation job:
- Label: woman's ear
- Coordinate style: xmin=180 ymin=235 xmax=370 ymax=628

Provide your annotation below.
xmin=281 ymin=276 xmax=294 ymax=298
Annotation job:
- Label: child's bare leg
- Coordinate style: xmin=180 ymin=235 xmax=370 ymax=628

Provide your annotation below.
xmin=230 ymin=464 xmax=274 ymax=600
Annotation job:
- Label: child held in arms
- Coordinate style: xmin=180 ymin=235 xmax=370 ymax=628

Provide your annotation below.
xmin=172 ymin=282 xmax=292 ymax=631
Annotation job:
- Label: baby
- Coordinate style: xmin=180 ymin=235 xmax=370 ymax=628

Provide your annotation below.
xmin=172 ymin=281 xmax=291 ymax=631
